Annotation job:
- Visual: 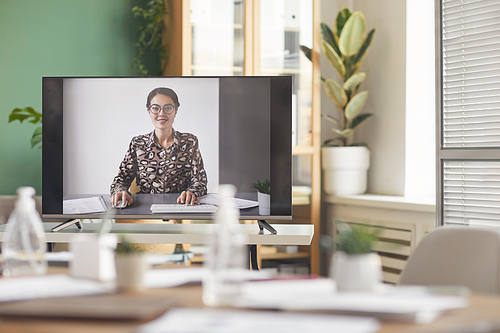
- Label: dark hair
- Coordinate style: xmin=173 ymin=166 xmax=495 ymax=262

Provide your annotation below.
xmin=146 ymin=87 xmax=180 ymax=108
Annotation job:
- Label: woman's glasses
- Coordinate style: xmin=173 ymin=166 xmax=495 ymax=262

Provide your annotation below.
xmin=149 ymin=104 xmax=175 ymax=115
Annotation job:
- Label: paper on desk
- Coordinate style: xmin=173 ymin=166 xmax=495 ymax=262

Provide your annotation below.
xmin=235 ymin=279 xmax=469 ymax=324
xmin=144 ymin=267 xmax=273 ymax=289
xmin=63 ymin=196 xmax=108 ymax=214
xmin=136 ymin=308 xmax=381 ymax=333
xmin=200 ymin=194 xmax=258 ymax=209
xmin=0 ymin=274 xmax=111 ymax=303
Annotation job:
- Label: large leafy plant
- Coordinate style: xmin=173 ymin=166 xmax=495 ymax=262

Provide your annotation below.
xmin=302 ymin=8 xmax=375 ymax=147
xmin=132 ymin=0 xmax=168 ymax=76
xmin=8 ymin=107 xmax=42 ymax=149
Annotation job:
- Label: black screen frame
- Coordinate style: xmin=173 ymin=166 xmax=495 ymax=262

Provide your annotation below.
xmin=42 ymin=76 xmax=292 ymax=221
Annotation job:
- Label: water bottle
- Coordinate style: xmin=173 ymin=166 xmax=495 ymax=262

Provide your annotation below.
xmin=2 ymin=187 xmax=47 ymax=276
xmin=202 ymin=184 xmax=249 ymax=306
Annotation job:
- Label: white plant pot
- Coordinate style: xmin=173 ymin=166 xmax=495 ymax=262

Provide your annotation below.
xmin=330 ymin=252 xmax=382 ymax=292
xmin=115 ymin=253 xmax=149 ymax=292
xmin=258 ymin=192 xmax=270 ymax=215
xmin=322 ymin=146 xmax=370 ymax=196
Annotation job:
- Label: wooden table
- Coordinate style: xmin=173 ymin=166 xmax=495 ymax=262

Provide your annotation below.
xmin=1 ymin=267 xmax=500 ymax=333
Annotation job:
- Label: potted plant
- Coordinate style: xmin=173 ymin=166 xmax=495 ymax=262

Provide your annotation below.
xmin=115 ymin=235 xmax=149 ymax=292
xmin=302 ymin=8 xmax=375 ymax=196
xmin=325 ymin=222 xmax=382 ymax=291
xmin=251 ymin=179 xmax=270 ymax=215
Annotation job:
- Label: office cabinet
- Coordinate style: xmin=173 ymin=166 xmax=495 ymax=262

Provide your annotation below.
xmin=165 ymin=0 xmax=321 ymax=274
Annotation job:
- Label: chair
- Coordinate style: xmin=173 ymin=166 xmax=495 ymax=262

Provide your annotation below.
xmin=399 ymin=226 xmax=500 ymax=294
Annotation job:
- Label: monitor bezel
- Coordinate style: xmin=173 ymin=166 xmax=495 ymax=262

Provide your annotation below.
xmin=42 ymin=76 xmax=292 ymax=221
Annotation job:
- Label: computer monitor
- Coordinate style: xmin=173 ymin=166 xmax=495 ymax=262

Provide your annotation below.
xmin=42 ymin=76 xmax=292 ymax=221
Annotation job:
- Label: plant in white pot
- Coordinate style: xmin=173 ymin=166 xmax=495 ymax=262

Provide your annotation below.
xmin=326 ymin=222 xmax=382 ymax=292
xmin=251 ymin=179 xmax=270 ymax=215
xmin=302 ymin=7 xmax=375 ymax=195
xmin=115 ymin=235 xmax=149 ymax=292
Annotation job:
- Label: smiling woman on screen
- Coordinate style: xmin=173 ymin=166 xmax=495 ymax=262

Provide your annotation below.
xmin=110 ymin=87 xmax=208 ymax=208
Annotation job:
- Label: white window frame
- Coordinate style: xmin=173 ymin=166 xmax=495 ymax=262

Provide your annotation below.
xmin=436 ymin=0 xmax=500 ymax=227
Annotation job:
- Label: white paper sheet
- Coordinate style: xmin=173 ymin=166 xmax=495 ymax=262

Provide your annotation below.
xmin=200 ymin=194 xmax=258 ymax=209
xmin=0 ymin=274 xmax=111 ymax=302
xmin=63 ymin=196 xmax=107 ymax=214
xmin=235 ymin=279 xmax=469 ymax=324
xmin=136 ymin=308 xmax=381 ymax=333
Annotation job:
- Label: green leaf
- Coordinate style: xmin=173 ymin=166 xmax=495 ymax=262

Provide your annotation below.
xmin=32 ymin=126 xmax=42 ymax=137
xmin=345 ymin=91 xmax=369 ymax=120
xmin=332 ymin=128 xmax=353 ymax=138
xmin=321 ymin=40 xmax=345 ymax=80
xmin=335 ymin=222 xmax=380 ymax=254
xmin=251 ymin=179 xmax=271 ymax=194
xmin=8 ymin=107 xmax=42 ymax=124
xmin=300 ymin=45 xmax=312 ymax=62
xmin=31 ymin=126 xmax=42 ymax=149
xmin=9 ymin=114 xmax=31 ymax=123
xmin=348 ymin=113 xmax=373 ymax=130
xmin=31 ymin=136 xmax=42 ymax=149
xmin=323 ymin=79 xmax=347 ymax=110
xmin=343 ymin=72 xmax=366 ymax=91
xmin=321 ymin=22 xmax=341 ymax=56
xmin=334 ymin=7 xmax=352 ymax=39
xmin=321 ymin=113 xmax=341 ymax=127
xmin=339 ymin=12 xmax=367 ymax=56
xmin=352 ymin=28 xmax=375 ymax=66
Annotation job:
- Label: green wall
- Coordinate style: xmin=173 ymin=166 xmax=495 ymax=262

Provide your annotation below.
xmin=0 ymin=0 xmax=139 ymax=195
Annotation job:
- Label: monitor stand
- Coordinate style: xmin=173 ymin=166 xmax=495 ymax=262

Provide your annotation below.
xmin=51 ymin=219 xmax=83 ymax=232
xmin=257 ymin=220 xmax=277 ymax=235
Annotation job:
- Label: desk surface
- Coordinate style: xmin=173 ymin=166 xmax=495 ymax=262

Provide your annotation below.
xmin=1 ymin=268 xmax=500 ymax=333
xmin=58 ymin=193 xmax=291 ymax=220
xmin=0 ymin=223 xmax=314 ymax=245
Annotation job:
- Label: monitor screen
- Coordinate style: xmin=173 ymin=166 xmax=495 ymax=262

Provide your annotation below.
xmin=42 ymin=76 xmax=292 ymax=221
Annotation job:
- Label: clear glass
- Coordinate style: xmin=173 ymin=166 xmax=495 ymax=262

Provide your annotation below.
xmin=2 ymin=203 xmax=47 ymax=277
xmin=202 ymin=185 xmax=248 ymax=306
xmin=191 ymin=0 xmax=245 ymax=76
xmin=260 ymin=0 xmax=313 ymax=147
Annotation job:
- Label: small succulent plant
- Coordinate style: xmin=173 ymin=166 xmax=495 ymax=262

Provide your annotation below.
xmin=251 ymin=179 xmax=271 ymax=195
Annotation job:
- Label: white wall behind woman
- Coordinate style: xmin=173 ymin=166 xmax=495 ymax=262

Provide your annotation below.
xmin=321 ymin=0 xmax=407 ymax=195
xmin=63 ymin=77 xmax=219 ymax=196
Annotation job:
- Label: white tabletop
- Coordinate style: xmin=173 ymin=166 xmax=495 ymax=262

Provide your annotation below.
xmin=0 ymin=223 xmax=314 ymax=246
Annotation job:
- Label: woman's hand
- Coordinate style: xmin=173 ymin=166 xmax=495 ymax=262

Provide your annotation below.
xmin=110 ymin=191 xmax=133 ymax=208
xmin=177 ymin=191 xmax=200 ymax=205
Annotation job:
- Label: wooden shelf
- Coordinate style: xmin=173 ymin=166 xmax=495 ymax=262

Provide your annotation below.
xmin=190 ymin=251 xmax=310 ymax=265
xmin=261 ymin=252 xmax=310 ymax=260
xmin=292 ymin=145 xmax=314 ymax=155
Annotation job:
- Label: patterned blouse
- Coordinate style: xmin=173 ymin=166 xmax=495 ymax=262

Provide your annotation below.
xmin=110 ymin=130 xmax=208 ymax=197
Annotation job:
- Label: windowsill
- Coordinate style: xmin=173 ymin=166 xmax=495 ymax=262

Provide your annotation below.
xmin=323 ymin=194 xmax=436 ymax=213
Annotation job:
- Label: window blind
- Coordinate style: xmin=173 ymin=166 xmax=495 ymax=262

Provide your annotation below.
xmin=442 ymin=0 xmax=500 ymax=148
xmin=439 ymin=0 xmax=500 ymax=227
xmin=443 ymin=160 xmax=500 ymax=227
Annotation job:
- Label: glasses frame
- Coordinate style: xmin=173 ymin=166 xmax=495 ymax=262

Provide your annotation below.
xmin=148 ymin=103 xmax=176 ymax=115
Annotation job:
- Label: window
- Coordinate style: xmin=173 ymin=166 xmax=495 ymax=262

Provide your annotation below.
xmin=438 ymin=0 xmax=500 ymax=227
